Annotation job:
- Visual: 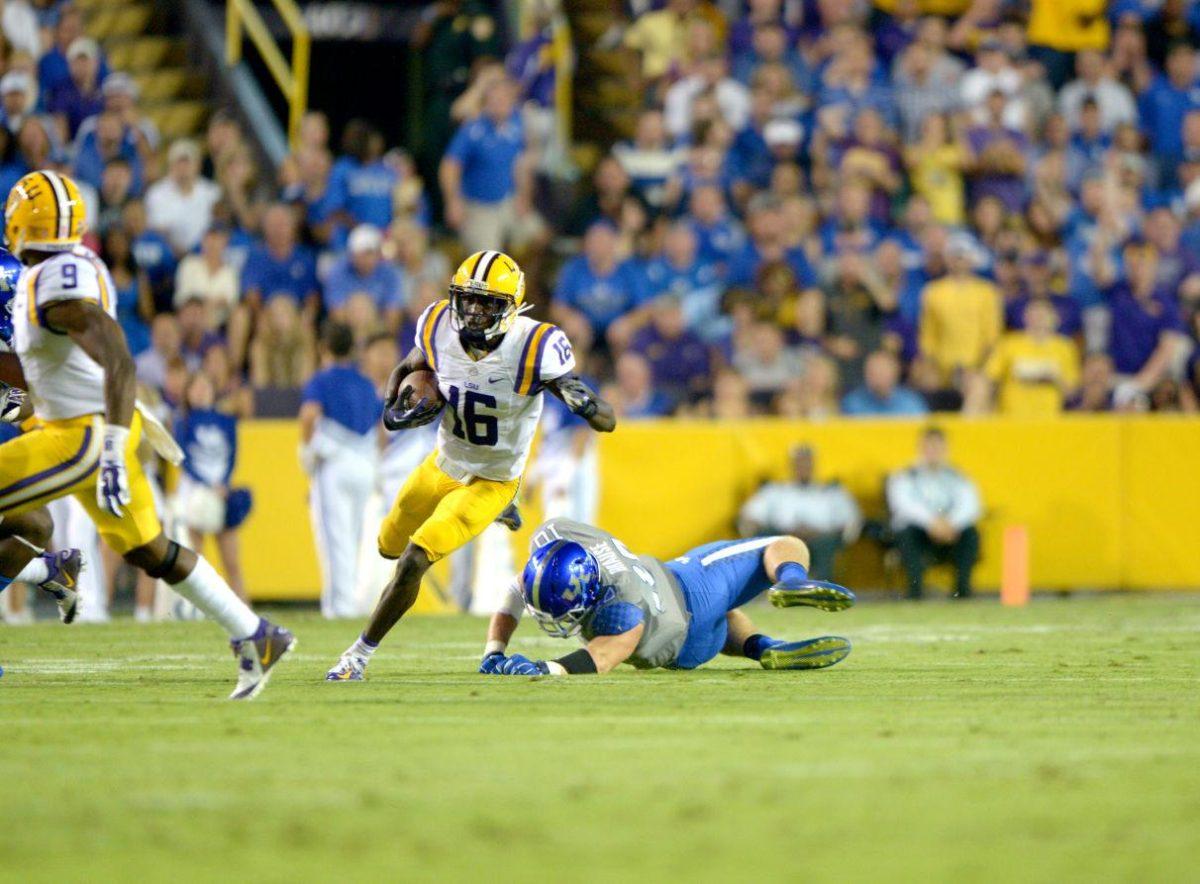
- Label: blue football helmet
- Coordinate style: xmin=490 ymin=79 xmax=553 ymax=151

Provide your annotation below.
xmin=521 ymin=540 xmax=602 ymax=637
xmin=0 ymin=247 xmax=21 ymax=350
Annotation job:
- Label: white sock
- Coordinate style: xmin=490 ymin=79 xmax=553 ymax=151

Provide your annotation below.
xmin=170 ymin=555 xmax=260 ymax=639
xmin=348 ymin=633 xmax=378 ymax=660
xmin=134 ymin=606 xmax=153 ymax=623
xmin=15 ymin=556 xmax=49 ymax=585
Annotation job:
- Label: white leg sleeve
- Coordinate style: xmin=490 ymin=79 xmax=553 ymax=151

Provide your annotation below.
xmin=14 ymin=557 xmax=49 ymax=584
xmin=171 ymin=555 xmax=259 ymax=638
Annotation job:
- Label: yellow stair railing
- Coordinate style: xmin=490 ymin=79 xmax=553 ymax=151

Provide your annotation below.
xmin=225 ymin=0 xmax=309 ymax=149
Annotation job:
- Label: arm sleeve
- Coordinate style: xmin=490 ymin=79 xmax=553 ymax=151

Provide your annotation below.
xmin=444 ymin=124 xmax=472 ymax=165
xmin=496 ymin=576 xmax=525 ymax=620
xmin=412 ymin=300 xmax=444 ymax=363
xmin=33 ymin=257 xmax=103 ymax=308
xmin=948 ymin=476 xmax=982 ymax=531
xmin=537 ymin=326 xmax=576 ymax=384
xmin=300 ymin=374 xmax=324 ymax=406
xmin=887 ymin=471 xmax=937 ymax=530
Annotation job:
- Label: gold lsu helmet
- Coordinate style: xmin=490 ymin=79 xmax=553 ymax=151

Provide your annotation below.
xmin=5 ymin=170 xmax=86 ymax=259
xmin=448 ymin=250 xmax=528 ymax=342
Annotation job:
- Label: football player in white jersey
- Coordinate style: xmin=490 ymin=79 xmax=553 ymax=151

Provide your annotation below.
xmin=327 ymin=249 xmax=616 ymax=680
xmin=2 ymin=170 xmax=294 ymax=699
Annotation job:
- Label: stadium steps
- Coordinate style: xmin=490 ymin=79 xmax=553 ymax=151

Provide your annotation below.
xmin=562 ymin=1 xmax=641 ymax=170
xmin=84 ymin=1 xmax=212 ymax=144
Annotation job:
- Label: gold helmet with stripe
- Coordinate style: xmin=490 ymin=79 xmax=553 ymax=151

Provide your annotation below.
xmin=4 ymin=169 xmax=86 ymax=260
xmin=448 ymin=249 xmax=527 ymax=343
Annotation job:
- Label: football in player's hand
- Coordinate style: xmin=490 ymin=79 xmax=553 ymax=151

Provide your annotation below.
xmin=400 ymin=370 xmax=444 ymax=409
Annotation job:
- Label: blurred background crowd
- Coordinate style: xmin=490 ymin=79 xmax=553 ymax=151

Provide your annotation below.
xmin=4 ymin=0 xmax=1200 ymax=430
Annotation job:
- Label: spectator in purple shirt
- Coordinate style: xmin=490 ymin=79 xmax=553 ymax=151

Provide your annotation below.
xmin=628 ymin=296 xmax=713 ymax=405
xmin=966 ymin=89 xmax=1031 ymax=213
xmin=47 ymin=38 xmax=105 ymax=140
xmin=604 ymin=352 xmax=675 ymax=419
xmin=1106 ymin=242 xmax=1187 ymax=392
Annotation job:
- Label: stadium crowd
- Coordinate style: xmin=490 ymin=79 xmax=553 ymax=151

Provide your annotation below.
xmin=4 ymin=0 xmax=1200 ymax=425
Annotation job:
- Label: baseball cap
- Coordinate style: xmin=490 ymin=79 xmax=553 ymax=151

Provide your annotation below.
xmin=167 ymin=139 xmax=201 ymax=164
xmin=0 ymin=71 xmax=32 ymax=96
xmin=763 ymin=118 xmax=803 ymax=147
xmin=67 ymin=37 xmax=100 ymax=61
xmin=102 ymin=72 xmax=138 ymax=99
xmin=348 ymin=224 xmax=382 ymax=253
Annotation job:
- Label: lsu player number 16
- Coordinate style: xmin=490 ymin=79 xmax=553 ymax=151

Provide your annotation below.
xmin=327 ymin=250 xmax=616 ymax=681
xmin=2 ymin=170 xmax=294 ymax=698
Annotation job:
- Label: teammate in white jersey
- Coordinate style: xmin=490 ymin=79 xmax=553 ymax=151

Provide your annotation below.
xmin=1 ymin=170 xmax=294 ymax=698
xmin=327 ymin=249 xmax=616 ymax=680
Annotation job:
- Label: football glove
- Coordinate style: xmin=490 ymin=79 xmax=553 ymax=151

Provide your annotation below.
xmin=97 ymin=425 xmax=132 ymax=518
xmin=479 ymin=652 xmax=507 ymax=674
xmin=555 ymin=377 xmax=598 ymax=419
xmin=382 ymin=384 xmax=443 ymax=431
xmin=0 ymin=380 xmax=25 ymax=423
xmin=497 ymin=654 xmax=550 ymax=676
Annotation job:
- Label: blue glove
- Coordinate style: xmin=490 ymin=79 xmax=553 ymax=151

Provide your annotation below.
xmin=498 ymin=654 xmax=550 ymax=676
xmin=479 ymin=652 xmax=507 ymax=674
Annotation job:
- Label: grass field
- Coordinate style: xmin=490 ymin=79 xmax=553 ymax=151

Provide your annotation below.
xmin=1 ymin=594 xmax=1198 ymax=883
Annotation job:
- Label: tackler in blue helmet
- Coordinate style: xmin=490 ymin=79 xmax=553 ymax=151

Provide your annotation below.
xmin=521 ymin=540 xmax=602 ymax=638
xmin=0 ymin=247 xmax=22 ymax=349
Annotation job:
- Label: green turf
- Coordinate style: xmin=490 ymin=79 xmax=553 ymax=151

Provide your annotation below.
xmin=2 ymin=594 xmax=1198 ymax=883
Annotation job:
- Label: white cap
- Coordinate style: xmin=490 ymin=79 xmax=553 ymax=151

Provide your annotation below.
xmin=348 ymin=224 xmax=382 ymax=254
xmin=102 ymin=72 xmax=138 ymax=99
xmin=167 ymin=138 xmax=200 ymax=164
xmin=0 ymin=71 xmax=32 ymax=96
xmin=763 ymin=118 xmax=803 ymax=147
xmin=67 ymin=37 xmax=100 ymax=60
xmin=1186 ymin=178 xmax=1200 ymax=211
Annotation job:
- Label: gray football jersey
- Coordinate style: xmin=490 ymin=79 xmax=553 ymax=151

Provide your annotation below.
xmin=531 ymin=519 xmax=690 ymax=669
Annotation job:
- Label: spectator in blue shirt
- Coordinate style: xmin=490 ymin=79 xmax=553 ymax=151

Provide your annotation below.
xmin=642 ymin=221 xmax=726 ymax=341
xmin=440 ymin=74 xmax=543 ymax=253
xmin=73 ymin=110 xmax=143 ymax=193
xmin=37 ymin=8 xmax=108 ymax=97
xmin=842 ymin=350 xmax=930 ymax=416
xmin=552 ymin=221 xmax=647 ymax=349
xmin=47 ymin=38 xmax=105 ymax=140
xmin=233 ymin=203 xmax=320 ymax=386
xmin=323 ymin=224 xmax=405 ymax=336
xmin=327 ymin=121 xmax=404 ymax=236
xmin=728 ymin=193 xmax=817 ymax=291
xmin=1138 ymin=42 xmax=1200 ymax=166
xmin=173 ymin=370 xmax=249 ymax=600
xmin=687 ymin=183 xmax=746 ymax=271
xmin=1106 ymin=242 xmax=1187 ymax=389
xmin=606 ymin=352 xmax=675 ymax=419
xmin=122 ymin=198 xmax=177 ymax=313
xmin=299 ymin=321 xmax=382 ymax=618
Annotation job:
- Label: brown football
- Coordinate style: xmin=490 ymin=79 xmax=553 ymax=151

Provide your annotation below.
xmin=400 ymin=369 xmax=444 ymax=408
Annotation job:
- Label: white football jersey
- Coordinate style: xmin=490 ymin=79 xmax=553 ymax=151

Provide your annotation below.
xmin=13 ymin=245 xmax=118 ymax=420
xmin=415 ymin=299 xmax=576 ymax=482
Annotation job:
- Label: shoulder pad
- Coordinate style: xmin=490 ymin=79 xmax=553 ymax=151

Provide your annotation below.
xmin=590 ymin=601 xmax=644 ymax=637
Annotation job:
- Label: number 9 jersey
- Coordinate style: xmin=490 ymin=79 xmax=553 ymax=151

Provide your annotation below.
xmin=414 ymin=298 xmax=575 ymax=483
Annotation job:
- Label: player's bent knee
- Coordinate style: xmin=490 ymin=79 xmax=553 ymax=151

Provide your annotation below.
xmin=767 ymin=535 xmax=810 ymax=570
xmin=11 ymin=507 xmax=54 ymax=547
xmin=126 ymin=535 xmax=189 ymax=582
xmin=393 ymin=545 xmax=432 ymax=584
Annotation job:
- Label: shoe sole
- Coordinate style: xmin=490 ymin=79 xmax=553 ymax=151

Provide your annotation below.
xmin=231 ymin=636 xmax=297 ymax=700
xmin=759 ymin=636 xmax=852 ymax=671
xmin=768 ymin=584 xmax=856 ymax=612
xmin=41 ymin=581 xmax=79 ymax=625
